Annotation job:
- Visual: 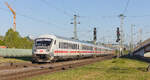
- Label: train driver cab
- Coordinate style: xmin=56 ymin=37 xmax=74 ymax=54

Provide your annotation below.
xmin=32 ymin=38 xmax=53 ymax=62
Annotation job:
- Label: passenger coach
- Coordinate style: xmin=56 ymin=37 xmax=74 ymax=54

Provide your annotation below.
xmin=32 ymin=34 xmax=114 ymax=63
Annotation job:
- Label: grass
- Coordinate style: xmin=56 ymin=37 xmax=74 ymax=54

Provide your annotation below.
xmin=26 ymin=58 xmax=150 ymax=80
xmin=0 ymin=57 xmax=31 ymax=63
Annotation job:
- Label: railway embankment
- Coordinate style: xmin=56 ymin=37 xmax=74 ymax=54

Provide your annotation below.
xmin=0 ymin=55 xmax=113 ymax=80
xmin=25 ymin=58 xmax=150 ymax=80
xmin=0 ymin=55 xmax=149 ymax=80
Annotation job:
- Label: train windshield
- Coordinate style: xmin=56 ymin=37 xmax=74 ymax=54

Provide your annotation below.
xmin=35 ymin=38 xmax=53 ymax=49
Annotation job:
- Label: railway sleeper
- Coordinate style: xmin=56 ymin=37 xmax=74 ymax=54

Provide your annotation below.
xmin=48 ymin=66 xmax=53 ymax=69
xmin=69 ymin=65 xmax=72 ymax=68
xmin=23 ymin=65 xmax=28 ymax=68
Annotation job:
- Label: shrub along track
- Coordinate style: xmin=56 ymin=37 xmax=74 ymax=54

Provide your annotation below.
xmin=0 ymin=55 xmax=114 ymax=80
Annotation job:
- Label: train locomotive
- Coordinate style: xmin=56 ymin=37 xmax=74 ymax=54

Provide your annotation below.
xmin=32 ymin=34 xmax=114 ymax=63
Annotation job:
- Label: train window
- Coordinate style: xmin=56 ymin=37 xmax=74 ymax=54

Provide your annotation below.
xmin=35 ymin=38 xmax=53 ymax=49
xmin=59 ymin=42 xmax=78 ymax=49
xmin=59 ymin=42 xmax=61 ymax=48
xmin=54 ymin=40 xmax=56 ymax=45
xmin=68 ymin=43 xmax=74 ymax=49
xmin=59 ymin=42 xmax=63 ymax=49
xmin=75 ymin=44 xmax=77 ymax=49
xmin=72 ymin=44 xmax=74 ymax=49
xmin=63 ymin=43 xmax=66 ymax=49
xmin=72 ymin=44 xmax=77 ymax=49
xmin=81 ymin=45 xmax=92 ymax=50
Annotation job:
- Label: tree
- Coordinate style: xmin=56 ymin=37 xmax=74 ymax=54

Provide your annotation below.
xmin=0 ymin=36 xmax=4 ymax=40
xmin=4 ymin=28 xmax=20 ymax=48
xmin=0 ymin=40 xmax=5 ymax=45
xmin=3 ymin=28 xmax=33 ymax=49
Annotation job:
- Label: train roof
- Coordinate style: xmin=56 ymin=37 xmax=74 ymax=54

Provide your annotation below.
xmin=38 ymin=34 xmax=92 ymax=44
xmin=38 ymin=34 xmax=113 ymax=50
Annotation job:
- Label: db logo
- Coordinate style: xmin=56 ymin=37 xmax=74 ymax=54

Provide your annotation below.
xmin=40 ymin=50 xmax=43 ymax=52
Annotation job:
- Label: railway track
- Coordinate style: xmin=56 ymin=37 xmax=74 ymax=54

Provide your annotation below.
xmin=0 ymin=55 xmax=114 ymax=80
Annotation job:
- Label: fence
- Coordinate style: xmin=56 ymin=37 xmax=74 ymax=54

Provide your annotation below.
xmin=0 ymin=48 xmax=32 ymax=57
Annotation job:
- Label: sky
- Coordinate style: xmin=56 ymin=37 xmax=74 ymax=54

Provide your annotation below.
xmin=0 ymin=0 xmax=150 ymax=44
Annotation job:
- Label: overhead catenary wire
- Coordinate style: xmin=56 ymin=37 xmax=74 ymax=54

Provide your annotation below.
xmin=0 ymin=0 xmax=71 ymax=30
xmin=39 ymin=0 xmax=72 ymax=17
xmin=127 ymin=15 xmax=150 ymax=18
xmin=0 ymin=7 xmax=56 ymax=26
xmin=122 ymin=0 xmax=130 ymax=14
xmin=81 ymin=15 xmax=150 ymax=19
xmin=0 ymin=7 xmax=71 ymax=33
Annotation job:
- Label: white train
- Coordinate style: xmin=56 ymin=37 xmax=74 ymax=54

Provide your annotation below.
xmin=32 ymin=34 xmax=114 ymax=63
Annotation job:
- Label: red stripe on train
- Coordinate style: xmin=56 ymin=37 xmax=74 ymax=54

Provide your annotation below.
xmin=54 ymin=51 xmax=68 ymax=53
xmin=54 ymin=50 xmax=105 ymax=53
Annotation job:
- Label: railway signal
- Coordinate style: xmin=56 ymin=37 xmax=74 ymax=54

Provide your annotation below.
xmin=93 ymin=27 xmax=97 ymax=41
xmin=116 ymin=27 xmax=120 ymax=42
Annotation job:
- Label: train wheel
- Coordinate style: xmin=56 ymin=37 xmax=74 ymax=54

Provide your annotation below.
xmin=93 ymin=54 xmax=96 ymax=58
xmin=51 ymin=60 xmax=56 ymax=63
xmin=32 ymin=60 xmax=36 ymax=64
